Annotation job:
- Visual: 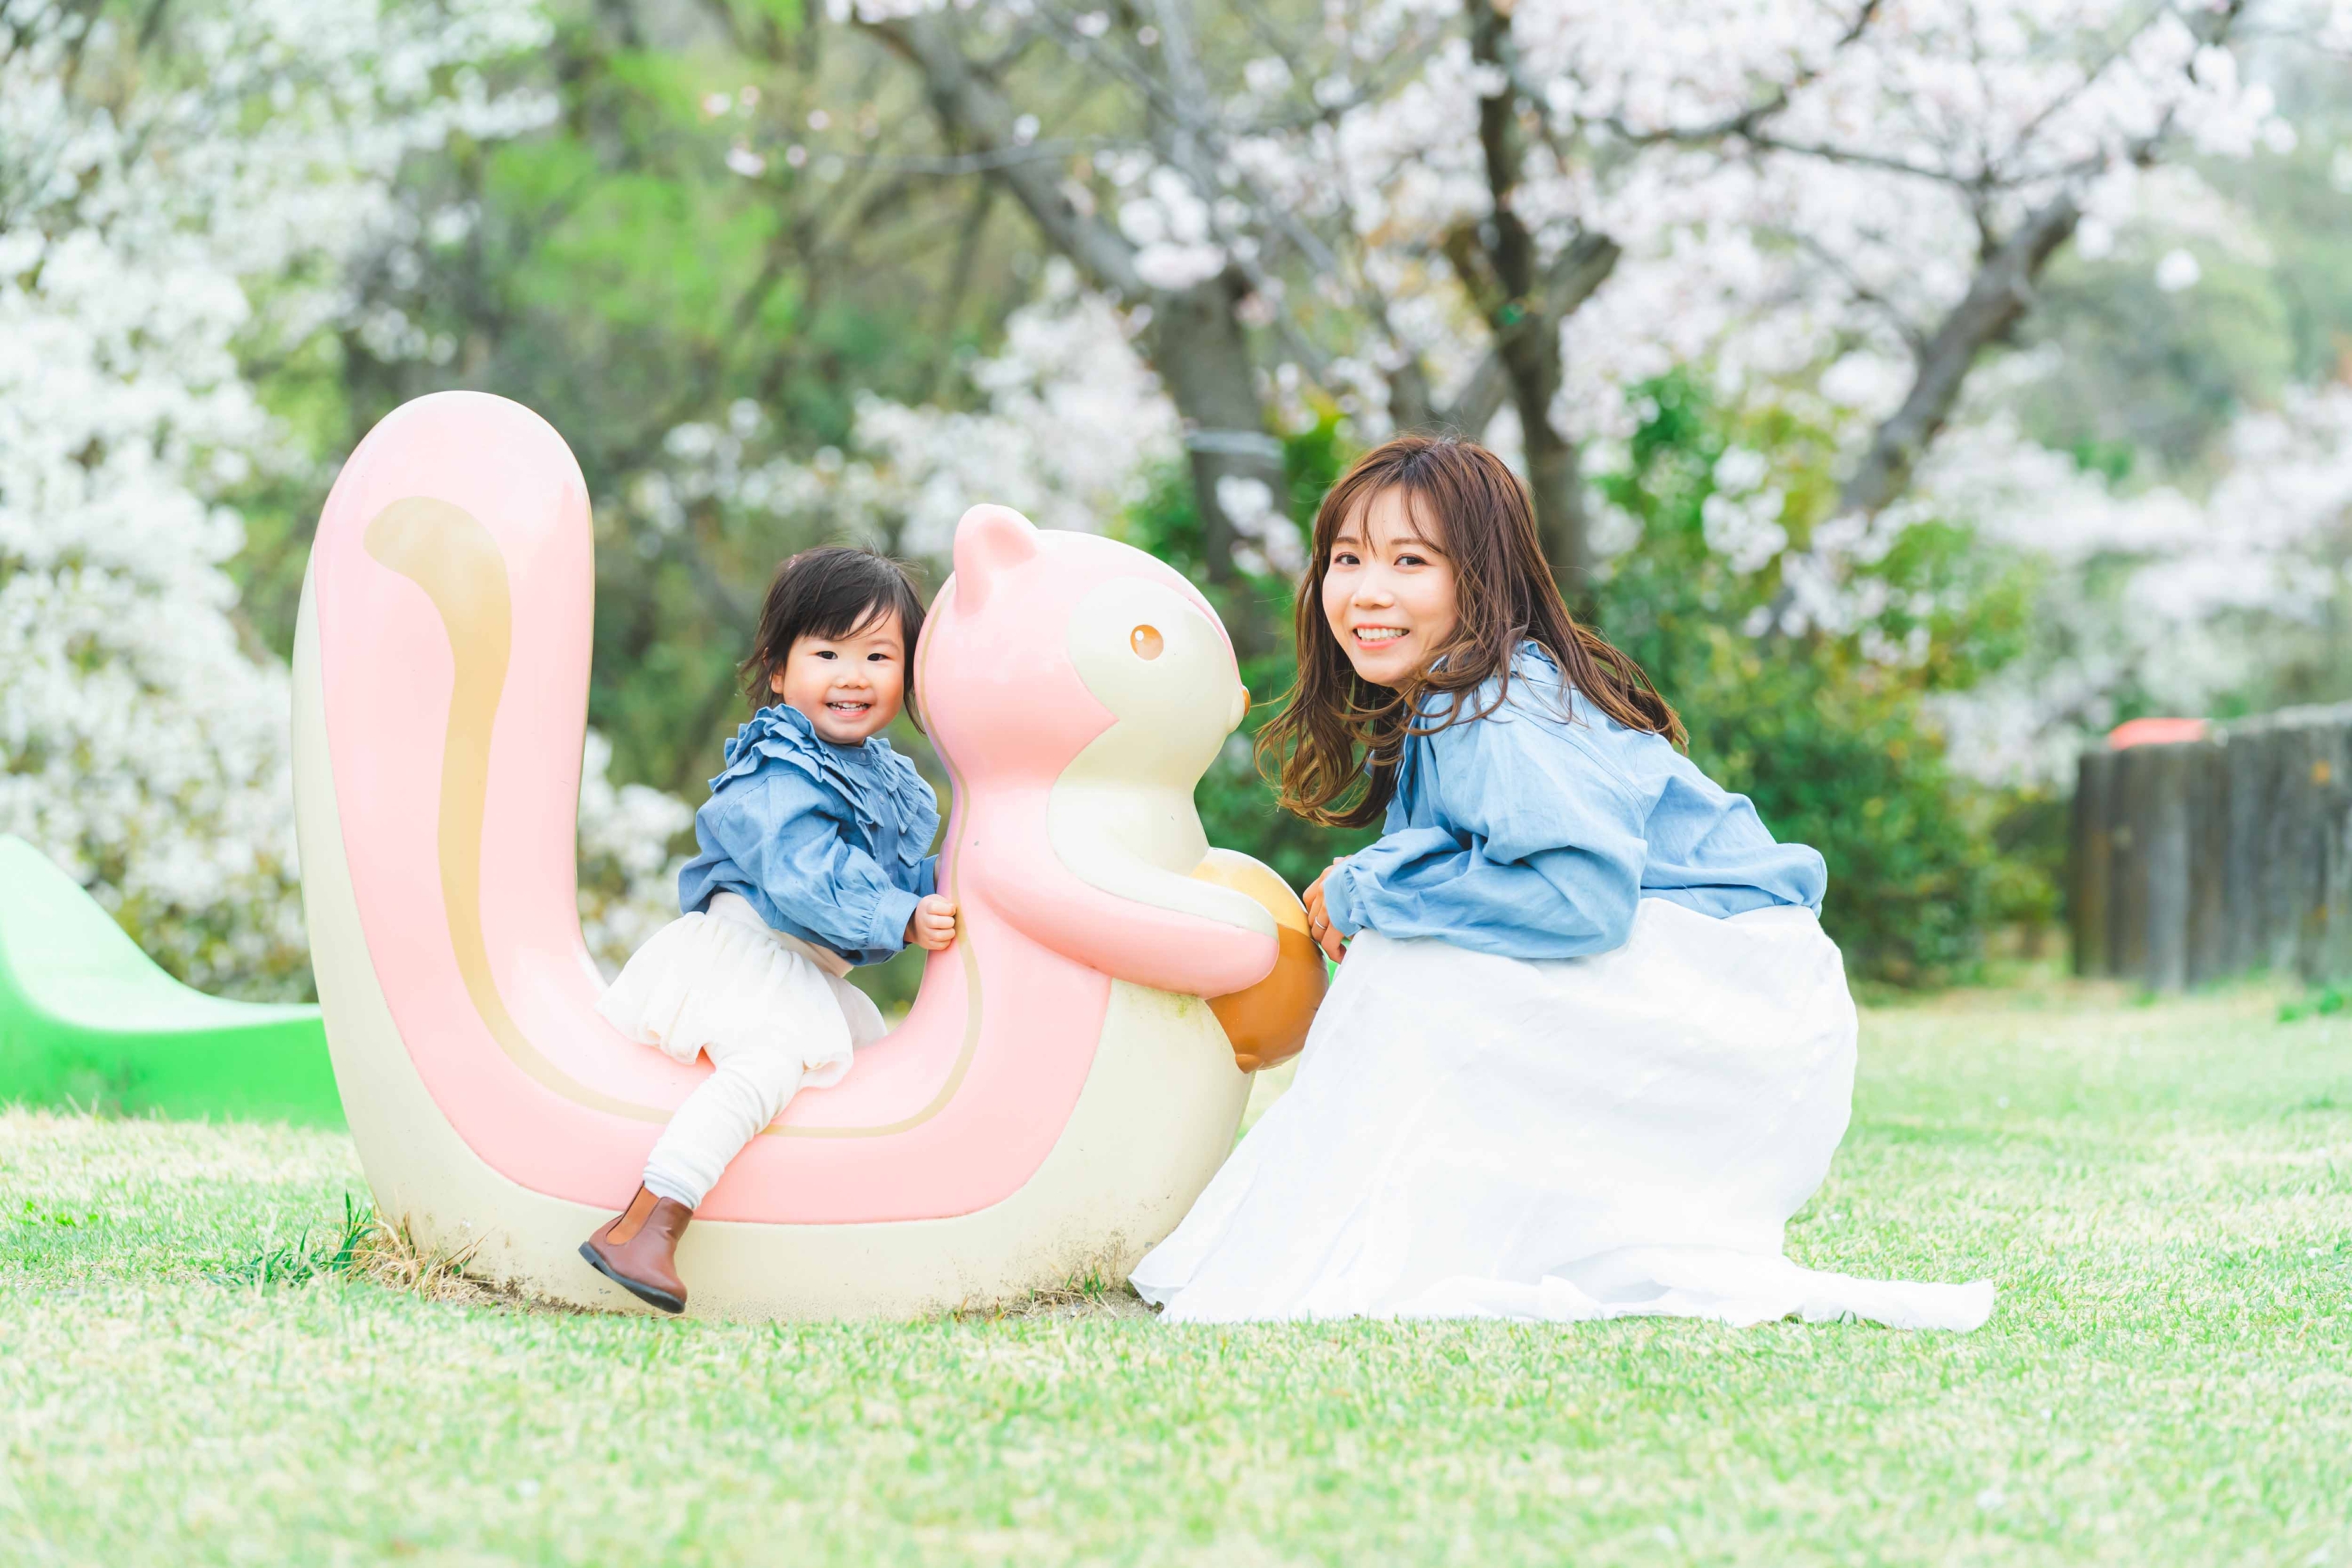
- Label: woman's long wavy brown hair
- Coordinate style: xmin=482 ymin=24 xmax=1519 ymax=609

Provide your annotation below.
xmin=1257 ymin=434 xmax=1683 ymax=829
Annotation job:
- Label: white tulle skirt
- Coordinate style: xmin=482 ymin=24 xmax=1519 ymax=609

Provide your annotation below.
xmin=1132 ymin=899 xmax=1994 ymax=1331
xmin=595 ymin=891 xmax=884 ymax=1087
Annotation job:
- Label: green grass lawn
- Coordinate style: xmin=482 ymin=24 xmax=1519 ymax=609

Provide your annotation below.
xmin=3 ymin=977 xmax=2348 ymax=1566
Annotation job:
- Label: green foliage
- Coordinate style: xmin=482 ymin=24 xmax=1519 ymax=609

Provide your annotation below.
xmin=2012 ymin=82 xmax=2352 ymax=485
xmin=1592 ymin=372 xmax=2048 ymax=984
xmin=229 ymin=9 xmax=1036 ymax=806
xmin=2020 ymin=246 xmax=2295 ymax=474
xmin=209 ymin=1195 xmax=376 ymax=1290
xmin=2279 ymin=985 xmax=2350 ymax=1023
xmin=1118 ymin=390 xmax=2049 ymax=982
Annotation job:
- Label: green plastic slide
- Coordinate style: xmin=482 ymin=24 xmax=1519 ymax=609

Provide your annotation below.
xmin=0 ymin=837 xmax=342 ymax=1126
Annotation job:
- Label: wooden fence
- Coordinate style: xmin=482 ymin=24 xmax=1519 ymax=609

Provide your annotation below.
xmin=2071 ymin=703 xmax=2352 ymax=991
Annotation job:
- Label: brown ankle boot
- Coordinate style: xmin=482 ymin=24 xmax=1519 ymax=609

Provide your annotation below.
xmin=579 ymin=1186 xmax=691 ymax=1314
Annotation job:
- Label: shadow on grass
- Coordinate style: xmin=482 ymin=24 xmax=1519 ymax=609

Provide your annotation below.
xmin=211 ymin=1192 xmax=1159 ymax=1324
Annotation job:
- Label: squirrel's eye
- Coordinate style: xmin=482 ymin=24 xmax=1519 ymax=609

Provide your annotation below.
xmin=1130 ymin=625 xmax=1164 ymax=660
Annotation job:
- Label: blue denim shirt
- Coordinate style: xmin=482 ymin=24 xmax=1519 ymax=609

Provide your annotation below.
xmin=675 ymin=706 xmax=942 ymax=967
xmin=1321 ymin=645 xmax=1826 ymax=960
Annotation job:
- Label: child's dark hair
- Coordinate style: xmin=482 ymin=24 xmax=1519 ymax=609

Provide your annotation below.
xmin=1258 ymin=434 xmax=1682 ymax=830
xmin=739 ymin=546 xmax=929 ymax=722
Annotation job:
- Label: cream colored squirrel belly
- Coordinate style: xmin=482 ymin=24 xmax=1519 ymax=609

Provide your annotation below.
xmin=293 ymin=390 xmax=1321 ymax=1319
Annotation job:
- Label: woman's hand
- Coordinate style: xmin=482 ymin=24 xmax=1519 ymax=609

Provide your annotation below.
xmin=1303 ymin=858 xmax=1349 ymax=963
xmin=905 ymin=894 xmax=959 ymax=952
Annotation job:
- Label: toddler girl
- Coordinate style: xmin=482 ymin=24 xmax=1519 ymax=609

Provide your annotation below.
xmin=1132 ymin=435 xmax=1993 ymax=1330
xmin=581 ymin=546 xmax=956 ymax=1314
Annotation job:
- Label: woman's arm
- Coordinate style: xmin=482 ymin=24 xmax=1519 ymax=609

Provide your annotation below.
xmin=1322 ymin=713 xmax=1646 ymax=960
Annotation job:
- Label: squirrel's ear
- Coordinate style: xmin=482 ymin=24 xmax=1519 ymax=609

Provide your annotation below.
xmin=952 ymin=506 xmax=1040 ymax=612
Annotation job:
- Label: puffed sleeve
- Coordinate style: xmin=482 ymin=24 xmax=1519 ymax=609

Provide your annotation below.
xmin=1320 ymin=708 xmax=1646 ymax=960
xmin=699 ymin=771 xmax=922 ymax=964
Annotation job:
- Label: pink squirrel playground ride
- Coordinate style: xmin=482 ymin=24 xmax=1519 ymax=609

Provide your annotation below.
xmin=294 ymin=390 xmax=1321 ymax=1319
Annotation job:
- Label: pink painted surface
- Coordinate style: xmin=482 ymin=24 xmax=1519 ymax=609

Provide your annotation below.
xmin=314 ymin=392 xmax=1275 ymax=1223
xmin=927 ymin=511 xmax=1276 ymax=1001
xmin=2107 ymin=717 xmax=2211 ymax=750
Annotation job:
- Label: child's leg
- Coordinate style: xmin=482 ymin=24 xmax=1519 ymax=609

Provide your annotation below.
xmin=641 ymin=1037 xmax=805 ymax=1210
xmin=583 ymin=948 xmax=855 ymax=1311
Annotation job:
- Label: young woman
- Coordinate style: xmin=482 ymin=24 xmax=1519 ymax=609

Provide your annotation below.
xmin=582 ymin=547 xmax=957 ymax=1315
xmin=1131 ymin=436 xmax=1993 ymax=1330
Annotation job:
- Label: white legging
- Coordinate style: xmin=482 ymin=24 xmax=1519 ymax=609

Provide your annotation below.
xmin=643 ymin=1032 xmax=810 ymax=1209
xmin=609 ymin=892 xmax=888 ymax=1210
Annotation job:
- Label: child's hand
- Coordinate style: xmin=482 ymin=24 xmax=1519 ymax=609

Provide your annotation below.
xmin=905 ymin=894 xmax=958 ymax=952
xmin=1303 ymin=857 xmax=1349 ymax=963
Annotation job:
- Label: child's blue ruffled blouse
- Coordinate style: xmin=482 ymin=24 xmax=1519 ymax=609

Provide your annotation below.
xmin=675 ymin=706 xmax=942 ymax=967
xmin=1321 ymin=644 xmax=1827 ymax=960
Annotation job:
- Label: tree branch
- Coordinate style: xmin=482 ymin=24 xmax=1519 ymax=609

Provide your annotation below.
xmin=1596 ymin=0 xmax=1882 ymax=146
xmin=1790 ymin=232 xmax=1928 ymax=357
xmin=837 ymin=139 xmax=1134 ymax=175
xmin=1446 ymin=0 xmax=1624 ymax=590
xmin=1432 ymin=229 xmax=1620 ymax=436
xmin=862 ymin=6 xmax=1285 ymax=642
xmin=1838 ymin=188 xmax=2079 ymax=516
xmin=861 ymin=13 xmax=1145 ymax=296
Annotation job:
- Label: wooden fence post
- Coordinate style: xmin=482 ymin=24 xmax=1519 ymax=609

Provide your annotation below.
xmin=2107 ymin=745 xmax=2151 ymax=985
xmin=2138 ymin=742 xmax=2193 ymax=992
xmin=2071 ymin=749 xmax=2114 ymax=977
xmin=2270 ymin=712 xmax=2332 ymax=978
xmin=2221 ymin=716 xmax=2273 ymax=976
xmin=2185 ymin=739 xmax=2230 ymax=987
xmin=2296 ymin=710 xmax=2352 ymax=985
xmin=2068 ymin=706 xmax=2352 ymax=990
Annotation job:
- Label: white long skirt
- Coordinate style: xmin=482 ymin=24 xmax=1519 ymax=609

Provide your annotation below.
xmin=1131 ymin=899 xmax=1994 ymax=1331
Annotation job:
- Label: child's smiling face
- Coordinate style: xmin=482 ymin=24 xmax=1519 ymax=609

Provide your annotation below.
xmin=1321 ymin=486 xmax=1461 ymax=689
xmin=772 ymin=608 xmax=907 ymax=745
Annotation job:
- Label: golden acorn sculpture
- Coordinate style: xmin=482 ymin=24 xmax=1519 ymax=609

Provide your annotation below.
xmin=1190 ymin=848 xmax=1327 ymax=1072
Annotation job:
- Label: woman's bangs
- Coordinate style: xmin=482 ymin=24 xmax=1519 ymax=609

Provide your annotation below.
xmin=1384 ymin=483 xmax=1453 ymax=558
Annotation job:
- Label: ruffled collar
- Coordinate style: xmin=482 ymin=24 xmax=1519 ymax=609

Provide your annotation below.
xmin=709 ymin=705 xmax=939 ymax=869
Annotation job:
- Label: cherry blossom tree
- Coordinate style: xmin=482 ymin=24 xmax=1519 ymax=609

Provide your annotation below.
xmin=762 ymin=0 xmax=2352 ymax=827
xmin=11 ymin=0 xmax=2348 ymax=989
xmin=833 ymin=0 xmax=2291 ymax=607
xmin=0 ymin=0 xmax=681 ymax=992
xmin=634 ymin=262 xmax=1181 ymax=566
xmin=1926 ymin=383 xmax=2352 ymax=782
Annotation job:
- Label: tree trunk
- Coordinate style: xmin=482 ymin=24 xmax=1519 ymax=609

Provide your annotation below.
xmin=1147 ymin=281 xmax=1287 ymax=652
xmin=1459 ymin=0 xmax=1603 ymax=596
xmin=1143 ymin=285 xmax=1279 ymax=580
xmin=863 ymin=12 xmax=1281 ymax=651
xmin=1515 ymin=371 xmax=1588 ymax=594
xmin=1388 ymin=359 xmax=1436 ymax=434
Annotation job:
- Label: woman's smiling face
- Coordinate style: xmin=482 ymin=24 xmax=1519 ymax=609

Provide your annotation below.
xmin=1321 ymin=486 xmax=1460 ymax=689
